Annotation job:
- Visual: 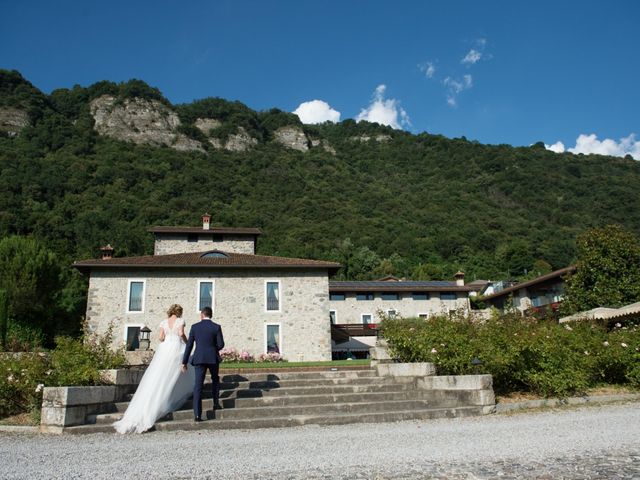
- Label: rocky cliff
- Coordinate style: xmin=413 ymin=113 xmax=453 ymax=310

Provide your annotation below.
xmin=0 ymin=107 xmax=29 ymax=136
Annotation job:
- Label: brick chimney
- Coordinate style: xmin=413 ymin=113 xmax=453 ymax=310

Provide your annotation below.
xmin=454 ymin=271 xmax=465 ymax=286
xmin=202 ymin=213 xmax=211 ymax=230
xmin=100 ymin=244 xmax=114 ymax=260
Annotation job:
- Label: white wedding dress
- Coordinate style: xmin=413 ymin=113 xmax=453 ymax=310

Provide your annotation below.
xmin=113 ymin=318 xmax=194 ymax=433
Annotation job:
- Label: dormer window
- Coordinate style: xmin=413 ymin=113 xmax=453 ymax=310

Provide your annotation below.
xmin=201 ymin=251 xmax=228 ymax=258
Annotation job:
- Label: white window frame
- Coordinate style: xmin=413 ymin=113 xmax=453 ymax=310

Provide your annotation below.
xmin=123 ymin=323 xmax=145 ymax=351
xmin=264 ymin=322 xmax=282 ymax=355
xmin=386 ymin=309 xmax=397 ymax=319
xmin=196 ymin=279 xmax=215 ymax=313
xmin=330 ymin=310 xmax=337 ymax=324
xmin=126 ymin=279 xmax=146 ymax=313
xmin=264 ymin=280 xmax=282 ymax=313
xmin=361 ymin=313 xmax=373 ymax=325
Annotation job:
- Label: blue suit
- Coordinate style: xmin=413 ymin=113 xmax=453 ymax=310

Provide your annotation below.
xmin=182 ymin=319 xmax=225 ymax=420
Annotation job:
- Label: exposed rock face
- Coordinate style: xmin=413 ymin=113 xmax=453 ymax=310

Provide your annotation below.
xmin=0 ymin=107 xmax=29 ymax=136
xmin=273 ymin=126 xmax=310 ymax=152
xmin=208 ymin=127 xmax=258 ymax=152
xmin=350 ymin=134 xmax=392 ymax=143
xmin=89 ymin=95 xmax=204 ymax=152
xmin=194 ymin=117 xmax=222 ymax=135
xmin=310 ymin=138 xmax=336 ymax=155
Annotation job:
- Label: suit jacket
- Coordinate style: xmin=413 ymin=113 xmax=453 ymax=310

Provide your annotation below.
xmin=182 ymin=319 xmax=225 ymax=366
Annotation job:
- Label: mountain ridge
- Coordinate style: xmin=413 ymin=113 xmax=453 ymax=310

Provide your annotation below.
xmin=1 ymin=69 xmax=639 ymax=284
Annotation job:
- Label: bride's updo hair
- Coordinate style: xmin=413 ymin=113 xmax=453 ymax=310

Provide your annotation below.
xmin=167 ymin=304 xmax=183 ymax=318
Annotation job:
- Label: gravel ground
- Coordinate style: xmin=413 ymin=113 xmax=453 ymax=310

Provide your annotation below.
xmin=1 ymin=402 xmax=639 ymax=479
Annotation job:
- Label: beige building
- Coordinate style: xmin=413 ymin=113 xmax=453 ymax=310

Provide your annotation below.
xmin=74 ymin=215 xmax=340 ymax=362
xmin=328 ymin=274 xmax=473 ymax=357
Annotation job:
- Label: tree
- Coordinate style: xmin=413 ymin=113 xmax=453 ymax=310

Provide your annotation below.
xmin=562 ymin=225 xmax=640 ymax=314
xmin=0 ymin=236 xmax=62 ymax=346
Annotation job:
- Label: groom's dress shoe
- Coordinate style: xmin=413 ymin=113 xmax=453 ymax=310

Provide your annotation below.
xmin=194 ymin=417 xmax=203 ymax=422
xmin=213 ymin=403 xmax=222 ymax=410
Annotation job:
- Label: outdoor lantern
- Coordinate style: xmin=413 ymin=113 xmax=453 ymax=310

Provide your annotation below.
xmin=471 ymin=357 xmax=482 ymax=374
xmin=139 ymin=326 xmax=151 ymax=351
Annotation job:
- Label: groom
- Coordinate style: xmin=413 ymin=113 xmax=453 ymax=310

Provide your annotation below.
xmin=181 ymin=306 xmax=225 ymax=422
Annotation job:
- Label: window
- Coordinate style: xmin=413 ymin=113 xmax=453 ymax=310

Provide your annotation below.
xmin=127 ymin=280 xmax=145 ymax=312
xmin=201 ymin=251 xmax=228 ymax=258
xmin=198 ymin=281 xmax=213 ymax=311
xmin=329 ymin=310 xmax=337 ymax=324
xmin=361 ymin=313 xmax=373 ymax=325
xmin=381 ymin=292 xmax=400 ymax=301
xmin=266 ymin=324 xmax=281 ymax=354
xmin=440 ymin=292 xmax=457 ymax=301
xmin=387 ymin=310 xmax=397 ymax=319
xmin=418 ymin=313 xmax=429 ymax=319
xmin=330 ymin=293 xmax=346 ymax=301
xmin=187 ymin=233 xmax=198 ymax=243
xmin=266 ymin=281 xmax=280 ymax=312
xmin=356 ymin=292 xmax=374 ymax=301
xmin=412 ymin=292 xmax=430 ymax=301
xmin=125 ymin=325 xmax=142 ymax=351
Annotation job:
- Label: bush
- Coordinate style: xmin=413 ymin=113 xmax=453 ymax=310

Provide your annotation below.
xmin=0 ymin=322 xmax=125 ymax=421
xmin=219 ymin=347 xmax=285 ymax=363
xmin=380 ymin=313 xmax=640 ymax=397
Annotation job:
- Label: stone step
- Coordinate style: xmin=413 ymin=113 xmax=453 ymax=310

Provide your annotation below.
xmin=91 ymin=388 xmax=479 ymax=425
xmin=113 ymin=382 xmax=418 ymax=413
xmin=217 ymin=375 xmax=404 ymax=391
xmin=68 ymin=405 xmax=486 ymax=434
xmin=218 ymin=369 xmax=377 ymax=382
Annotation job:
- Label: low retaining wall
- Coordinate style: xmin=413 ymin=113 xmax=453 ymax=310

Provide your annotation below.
xmin=40 ymin=369 xmax=144 ymax=433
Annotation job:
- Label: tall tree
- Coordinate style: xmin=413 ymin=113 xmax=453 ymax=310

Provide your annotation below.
xmin=562 ymin=225 xmax=640 ymax=314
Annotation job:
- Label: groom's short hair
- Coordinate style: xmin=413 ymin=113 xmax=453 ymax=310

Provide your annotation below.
xmin=201 ymin=307 xmax=213 ymax=318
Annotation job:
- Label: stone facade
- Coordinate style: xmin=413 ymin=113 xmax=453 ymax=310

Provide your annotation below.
xmin=153 ymin=233 xmax=255 ymax=255
xmin=86 ymin=268 xmax=332 ymax=362
xmin=0 ymin=107 xmax=29 ymax=136
xmin=329 ymin=292 xmax=470 ymax=324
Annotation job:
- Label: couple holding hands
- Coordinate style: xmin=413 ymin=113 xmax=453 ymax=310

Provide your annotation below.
xmin=114 ymin=304 xmax=225 ymax=434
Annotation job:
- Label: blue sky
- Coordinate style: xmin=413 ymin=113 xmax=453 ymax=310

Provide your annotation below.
xmin=1 ymin=0 xmax=639 ymax=157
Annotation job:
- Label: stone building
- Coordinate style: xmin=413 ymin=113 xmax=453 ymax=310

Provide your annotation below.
xmin=74 ymin=214 xmax=340 ymax=362
xmin=328 ymin=274 xmax=473 ymax=357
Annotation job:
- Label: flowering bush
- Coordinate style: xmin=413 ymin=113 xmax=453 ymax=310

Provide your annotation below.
xmin=219 ymin=347 xmax=285 ymax=363
xmin=381 ymin=313 xmax=639 ymax=397
xmin=0 ymin=321 xmax=125 ymax=421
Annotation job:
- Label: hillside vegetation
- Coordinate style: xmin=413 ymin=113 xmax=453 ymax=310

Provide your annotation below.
xmin=2 ymin=69 xmax=640 ymax=290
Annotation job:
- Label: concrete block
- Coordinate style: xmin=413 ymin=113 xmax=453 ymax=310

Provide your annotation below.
xmin=417 ymin=374 xmax=493 ymax=391
xmin=370 ymin=346 xmax=393 ymax=361
xmin=100 ymin=368 xmax=145 ymax=385
xmin=375 ymin=362 xmax=436 ymax=377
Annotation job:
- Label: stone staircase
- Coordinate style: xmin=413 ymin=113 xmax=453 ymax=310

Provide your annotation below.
xmin=63 ymin=367 xmax=495 ymax=434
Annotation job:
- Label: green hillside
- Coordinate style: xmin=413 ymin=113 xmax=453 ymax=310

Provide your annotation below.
xmin=2 ymin=69 xmax=640 ymax=287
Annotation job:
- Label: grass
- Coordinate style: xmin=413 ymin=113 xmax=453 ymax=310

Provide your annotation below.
xmin=219 ymin=359 xmax=370 ymax=369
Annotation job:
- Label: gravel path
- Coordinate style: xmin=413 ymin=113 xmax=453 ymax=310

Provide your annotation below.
xmin=1 ymin=402 xmax=639 ymax=479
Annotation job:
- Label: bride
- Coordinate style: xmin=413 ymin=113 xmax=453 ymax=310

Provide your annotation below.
xmin=114 ymin=304 xmax=194 ymax=433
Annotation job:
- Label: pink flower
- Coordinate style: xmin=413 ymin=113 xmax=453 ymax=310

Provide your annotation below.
xmin=621 ymin=343 xmax=628 ymax=348
xmin=430 ymin=348 xmax=438 ymax=354
xmin=603 ymin=341 xmax=609 ymax=347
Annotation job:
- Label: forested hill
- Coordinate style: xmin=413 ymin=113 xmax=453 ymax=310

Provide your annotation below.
xmin=2 ymin=69 xmax=640 ymax=283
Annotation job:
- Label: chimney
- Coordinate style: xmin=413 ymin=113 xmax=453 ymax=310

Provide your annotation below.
xmin=202 ymin=213 xmax=211 ymax=230
xmin=100 ymin=244 xmax=114 ymax=260
xmin=454 ymin=271 xmax=465 ymax=286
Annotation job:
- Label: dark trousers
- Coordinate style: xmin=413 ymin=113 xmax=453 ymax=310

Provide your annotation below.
xmin=193 ymin=363 xmax=220 ymax=419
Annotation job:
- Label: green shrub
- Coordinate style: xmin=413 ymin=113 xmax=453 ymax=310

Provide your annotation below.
xmin=380 ymin=314 xmax=640 ymax=398
xmin=0 ymin=322 xmax=125 ymax=421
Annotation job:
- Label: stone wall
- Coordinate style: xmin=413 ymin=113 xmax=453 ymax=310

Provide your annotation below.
xmin=330 ymin=292 xmax=470 ymax=324
xmin=153 ymin=233 xmax=255 ymax=255
xmin=86 ymin=268 xmax=332 ymax=362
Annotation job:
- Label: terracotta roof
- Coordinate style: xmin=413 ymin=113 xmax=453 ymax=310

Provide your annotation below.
xmin=329 ymin=280 xmax=473 ymax=292
xmin=482 ymin=266 xmax=576 ymax=301
xmin=73 ymin=250 xmax=340 ymax=272
xmin=148 ymin=226 xmax=262 ymax=235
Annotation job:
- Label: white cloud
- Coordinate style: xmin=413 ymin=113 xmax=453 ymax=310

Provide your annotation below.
xmin=545 ymin=141 xmax=565 ymax=153
xmin=461 ymin=49 xmax=482 ymax=65
xmin=545 ymin=133 xmax=640 ymax=160
xmin=443 ymin=75 xmax=473 ymax=107
xmin=356 ymin=84 xmax=411 ymax=130
xmin=292 ymin=99 xmax=340 ymax=124
xmin=419 ymin=61 xmax=436 ymax=78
